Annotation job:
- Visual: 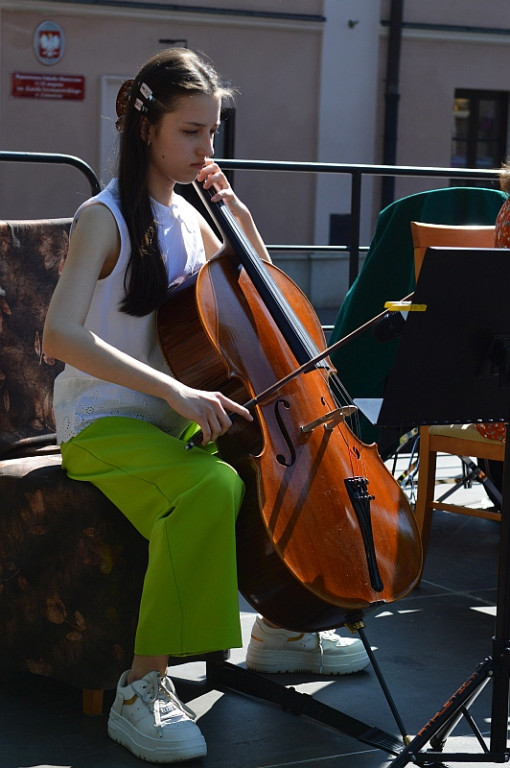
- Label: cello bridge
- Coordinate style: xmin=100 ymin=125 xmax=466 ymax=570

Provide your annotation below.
xmin=300 ymin=405 xmax=358 ymax=434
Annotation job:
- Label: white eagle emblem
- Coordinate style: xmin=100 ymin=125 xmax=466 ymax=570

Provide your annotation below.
xmin=39 ymin=32 xmax=60 ymax=59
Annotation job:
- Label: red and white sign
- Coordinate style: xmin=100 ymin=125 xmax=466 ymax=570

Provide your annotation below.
xmin=33 ymin=21 xmax=65 ymax=65
xmin=11 ymin=73 xmax=85 ymax=101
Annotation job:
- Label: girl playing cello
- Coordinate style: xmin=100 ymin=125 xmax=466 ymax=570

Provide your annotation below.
xmin=43 ymin=47 xmax=367 ymax=764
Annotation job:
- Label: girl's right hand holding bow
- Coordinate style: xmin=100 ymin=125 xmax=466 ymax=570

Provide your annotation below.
xmin=164 ymin=379 xmax=252 ymax=446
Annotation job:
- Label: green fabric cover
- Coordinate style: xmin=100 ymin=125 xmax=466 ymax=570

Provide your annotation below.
xmin=329 ymin=186 xmax=507 ymax=447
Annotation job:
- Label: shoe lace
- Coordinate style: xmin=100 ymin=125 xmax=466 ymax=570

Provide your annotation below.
xmin=317 ymin=633 xmax=326 ymax=673
xmin=317 ymin=630 xmax=341 ymax=672
xmin=138 ymin=672 xmax=195 ymax=734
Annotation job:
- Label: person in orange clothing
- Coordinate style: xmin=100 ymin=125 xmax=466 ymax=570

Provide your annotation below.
xmin=495 ymin=161 xmax=510 ymax=248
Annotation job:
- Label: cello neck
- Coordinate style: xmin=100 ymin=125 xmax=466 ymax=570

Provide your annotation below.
xmin=193 ymin=180 xmax=323 ymax=367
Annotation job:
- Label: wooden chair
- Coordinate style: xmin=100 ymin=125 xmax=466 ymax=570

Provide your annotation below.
xmin=410 ymin=221 xmax=504 ymax=564
xmin=411 ymin=221 xmax=497 ymax=280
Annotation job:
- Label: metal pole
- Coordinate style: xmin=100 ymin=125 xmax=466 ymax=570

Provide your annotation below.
xmin=381 ymin=0 xmax=404 ymax=209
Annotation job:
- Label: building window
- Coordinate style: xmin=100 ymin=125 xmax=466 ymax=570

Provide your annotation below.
xmin=451 ymin=89 xmax=508 ymax=171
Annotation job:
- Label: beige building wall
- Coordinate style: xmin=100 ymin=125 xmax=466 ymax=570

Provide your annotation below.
xmin=1 ymin=0 xmax=510 ymax=310
xmin=378 ymin=0 xmax=510 ymax=201
xmin=0 ymin=0 xmax=324 ymax=250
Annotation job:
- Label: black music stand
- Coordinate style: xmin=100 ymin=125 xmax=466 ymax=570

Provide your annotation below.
xmin=357 ymin=246 xmax=510 ymax=766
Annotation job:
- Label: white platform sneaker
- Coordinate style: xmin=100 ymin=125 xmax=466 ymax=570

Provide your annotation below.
xmin=246 ymin=615 xmax=370 ymax=675
xmin=108 ymin=669 xmax=207 ymax=763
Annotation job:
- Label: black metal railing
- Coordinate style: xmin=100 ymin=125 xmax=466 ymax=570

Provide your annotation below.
xmin=0 ymin=150 xmax=101 ymax=197
xmin=1 ymin=151 xmax=502 ymax=288
xmin=215 ymin=158 xmax=502 ymax=286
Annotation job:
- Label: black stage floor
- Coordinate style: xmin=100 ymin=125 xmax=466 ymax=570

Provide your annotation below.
xmin=1 ymin=456 xmax=503 ymax=768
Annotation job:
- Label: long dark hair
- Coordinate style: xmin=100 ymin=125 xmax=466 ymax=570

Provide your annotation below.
xmin=117 ymin=48 xmax=232 ymax=316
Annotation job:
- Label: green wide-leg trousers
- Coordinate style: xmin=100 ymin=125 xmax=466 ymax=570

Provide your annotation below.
xmin=61 ymin=417 xmax=245 ymax=657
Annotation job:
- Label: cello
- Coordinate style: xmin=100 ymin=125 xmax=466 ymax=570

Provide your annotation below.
xmin=157 ymin=180 xmax=422 ymax=632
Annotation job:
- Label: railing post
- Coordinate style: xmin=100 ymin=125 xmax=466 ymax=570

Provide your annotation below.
xmin=349 ymin=170 xmax=362 ymax=286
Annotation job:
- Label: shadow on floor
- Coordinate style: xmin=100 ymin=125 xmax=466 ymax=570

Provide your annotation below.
xmin=1 ymin=498 xmax=503 ymax=768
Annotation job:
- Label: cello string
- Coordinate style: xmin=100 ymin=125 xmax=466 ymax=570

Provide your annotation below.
xmin=222 ymin=200 xmax=368 ymax=477
xmin=218 ymin=202 xmax=326 ymax=364
xmin=200 ymin=183 xmax=369 ymax=477
xmin=329 ymin=369 xmax=367 ymax=478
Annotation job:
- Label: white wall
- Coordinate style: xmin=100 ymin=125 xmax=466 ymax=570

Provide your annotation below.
xmin=311 ymin=0 xmax=381 ymax=308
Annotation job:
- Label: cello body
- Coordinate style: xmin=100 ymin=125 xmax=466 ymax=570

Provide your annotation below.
xmin=158 ymin=240 xmax=423 ymax=631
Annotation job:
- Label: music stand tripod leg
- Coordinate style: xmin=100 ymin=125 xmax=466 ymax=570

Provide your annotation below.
xmin=388 ymin=424 xmax=510 ymax=768
xmin=205 ymin=656 xmax=404 ymax=756
xmin=488 ymin=422 xmax=510 ymax=756
xmin=387 ymin=658 xmax=494 ymax=767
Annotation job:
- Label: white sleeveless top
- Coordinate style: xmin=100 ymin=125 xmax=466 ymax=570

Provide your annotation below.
xmin=53 ymin=179 xmax=207 ymax=444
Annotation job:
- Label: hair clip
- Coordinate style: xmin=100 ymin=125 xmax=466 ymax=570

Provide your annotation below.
xmin=133 ymin=81 xmax=155 ymax=115
xmin=139 ymin=82 xmax=154 ymax=102
xmin=133 ymin=97 xmax=146 ymax=114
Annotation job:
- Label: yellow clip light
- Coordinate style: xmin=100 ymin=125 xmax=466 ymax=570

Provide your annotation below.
xmin=384 ymin=301 xmax=427 ymax=312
